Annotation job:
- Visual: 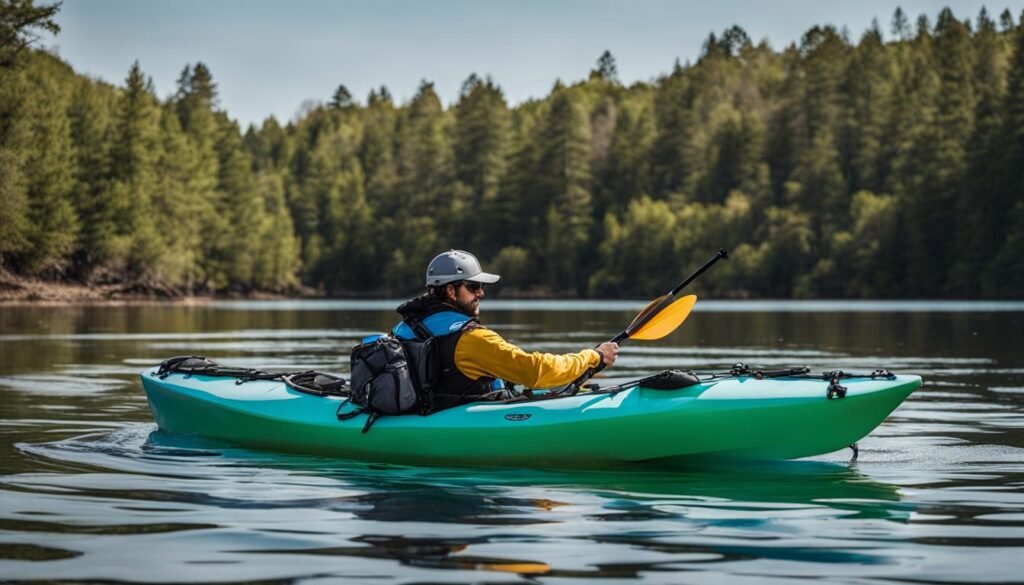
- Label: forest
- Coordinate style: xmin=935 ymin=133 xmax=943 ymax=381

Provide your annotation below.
xmin=1 ymin=2 xmax=1023 ymax=298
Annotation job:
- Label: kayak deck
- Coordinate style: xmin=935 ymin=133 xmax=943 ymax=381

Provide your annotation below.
xmin=141 ymin=367 xmax=920 ymax=467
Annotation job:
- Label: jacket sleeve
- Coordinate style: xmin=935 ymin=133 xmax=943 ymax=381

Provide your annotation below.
xmin=453 ymin=327 xmax=602 ymax=389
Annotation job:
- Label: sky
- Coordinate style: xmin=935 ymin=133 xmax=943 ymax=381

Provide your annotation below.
xmin=48 ymin=0 xmax=1022 ymax=129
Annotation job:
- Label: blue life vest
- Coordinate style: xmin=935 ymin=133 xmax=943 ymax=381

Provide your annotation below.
xmin=392 ymin=310 xmax=472 ymax=340
xmin=391 ymin=307 xmax=505 ymax=406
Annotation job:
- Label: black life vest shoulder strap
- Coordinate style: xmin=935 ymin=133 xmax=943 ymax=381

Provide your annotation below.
xmin=405 ymin=317 xmax=432 ymax=340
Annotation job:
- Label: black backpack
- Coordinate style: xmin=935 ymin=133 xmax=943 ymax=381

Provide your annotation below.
xmin=340 ymin=324 xmax=439 ymax=432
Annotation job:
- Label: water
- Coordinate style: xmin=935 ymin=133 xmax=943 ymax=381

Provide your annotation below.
xmin=2 ymin=300 xmax=1023 ymax=583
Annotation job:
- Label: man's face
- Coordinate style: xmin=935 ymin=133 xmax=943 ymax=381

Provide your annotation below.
xmin=446 ymin=281 xmax=485 ymax=317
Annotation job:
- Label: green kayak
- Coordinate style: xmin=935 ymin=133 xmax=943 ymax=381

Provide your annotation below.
xmin=140 ymin=365 xmax=920 ymax=468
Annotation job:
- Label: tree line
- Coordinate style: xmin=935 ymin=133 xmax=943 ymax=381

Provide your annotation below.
xmin=2 ymin=3 xmax=1023 ymax=298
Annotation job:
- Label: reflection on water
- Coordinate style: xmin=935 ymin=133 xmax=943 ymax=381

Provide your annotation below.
xmin=1 ymin=301 xmax=1024 ymax=583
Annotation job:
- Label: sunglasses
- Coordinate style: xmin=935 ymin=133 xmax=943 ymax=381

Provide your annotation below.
xmin=458 ymin=281 xmax=485 ymax=292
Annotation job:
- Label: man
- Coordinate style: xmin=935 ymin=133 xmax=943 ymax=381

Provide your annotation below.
xmin=393 ymin=250 xmax=618 ymax=411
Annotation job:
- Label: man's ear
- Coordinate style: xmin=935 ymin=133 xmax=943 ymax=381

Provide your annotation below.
xmin=445 ymin=284 xmax=457 ymax=302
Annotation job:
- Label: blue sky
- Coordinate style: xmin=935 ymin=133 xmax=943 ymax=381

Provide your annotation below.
xmin=50 ymin=0 xmax=1021 ymax=129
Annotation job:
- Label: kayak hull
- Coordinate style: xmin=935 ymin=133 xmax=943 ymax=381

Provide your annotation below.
xmin=141 ymin=368 xmax=920 ymax=467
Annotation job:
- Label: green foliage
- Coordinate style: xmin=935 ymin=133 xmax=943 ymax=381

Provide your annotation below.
xmin=5 ymin=3 xmax=1024 ymax=299
xmin=0 ymin=0 xmax=59 ymax=67
xmin=984 ymin=16 xmax=1024 ymax=296
xmin=749 ymin=207 xmax=815 ymax=298
xmin=590 ymin=50 xmax=619 ymax=83
xmin=0 ymin=65 xmax=31 ymax=261
xmin=103 ymin=61 xmax=164 ymax=276
xmin=537 ymin=89 xmax=593 ymax=293
xmin=490 ymin=246 xmax=531 ymax=286
xmin=590 ymin=196 xmax=677 ymax=297
xmin=452 ymin=74 xmax=510 ymax=257
xmin=22 ymin=53 xmax=78 ymax=274
xmin=329 ymin=84 xmax=353 ymax=109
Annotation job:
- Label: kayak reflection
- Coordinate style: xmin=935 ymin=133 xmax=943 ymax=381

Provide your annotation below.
xmin=139 ymin=430 xmax=905 ymax=518
xmin=8 ymin=427 xmax=909 ymax=580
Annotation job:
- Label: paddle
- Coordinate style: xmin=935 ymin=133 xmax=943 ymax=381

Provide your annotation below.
xmin=558 ymin=248 xmax=729 ymax=396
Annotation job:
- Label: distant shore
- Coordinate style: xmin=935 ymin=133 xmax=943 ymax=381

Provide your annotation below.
xmin=3 ymin=273 xmax=1022 ymax=306
xmin=0 ymin=271 xmax=295 ymax=305
xmin=0 ymin=272 xmax=586 ymax=304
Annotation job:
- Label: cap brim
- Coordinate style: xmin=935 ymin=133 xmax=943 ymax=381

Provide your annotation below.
xmin=466 ymin=272 xmax=501 ymax=284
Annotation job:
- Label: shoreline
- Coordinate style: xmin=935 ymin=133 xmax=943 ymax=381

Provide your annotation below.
xmin=0 ymin=272 xmax=295 ymax=305
xmin=5 ymin=273 xmax=1020 ymax=306
xmin=0 ymin=272 xmax=579 ymax=305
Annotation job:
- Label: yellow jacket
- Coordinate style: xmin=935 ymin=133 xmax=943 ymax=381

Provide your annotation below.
xmin=453 ymin=327 xmax=601 ymax=389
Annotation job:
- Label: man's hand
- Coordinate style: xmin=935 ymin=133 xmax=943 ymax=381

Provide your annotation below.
xmin=596 ymin=342 xmax=619 ymax=367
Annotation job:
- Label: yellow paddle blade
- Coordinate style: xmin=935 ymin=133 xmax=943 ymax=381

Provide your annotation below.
xmin=630 ymin=294 xmax=697 ymax=340
xmin=627 ymin=294 xmax=667 ymax=330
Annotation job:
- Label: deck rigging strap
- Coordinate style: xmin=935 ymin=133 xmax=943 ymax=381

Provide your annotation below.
xmin=584 ymin=364 xmax=899 ymax=399
xmin=155 ymin=355 xmax=348 ymax=397
xmin=154 ymin=356 xmax=899 ymax=404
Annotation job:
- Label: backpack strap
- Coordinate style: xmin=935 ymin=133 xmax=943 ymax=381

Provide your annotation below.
xmin=361 ymin=412 xmax=379 ymax=433
xmin=336 ymin=398 xmax=361 ymax=420
xmin=336 ymin=400 xmax=380 ymax=434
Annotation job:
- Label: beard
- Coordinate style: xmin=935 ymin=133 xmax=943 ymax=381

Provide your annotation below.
xmin=456 ymin=296 xmax=480 ymax=317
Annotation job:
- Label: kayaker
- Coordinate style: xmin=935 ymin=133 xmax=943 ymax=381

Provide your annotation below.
xmin=393 ymin=250 xmax=618 ymax=410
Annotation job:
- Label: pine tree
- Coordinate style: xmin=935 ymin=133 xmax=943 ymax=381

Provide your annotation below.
xmin=719 ymin=25 xmax=753 ymax=56
xmin=174 ymin=62 xmax=219 ymax=202
xmin=886 ymin=16 xmax=939 ymax=297
xmin=797 ymin=26 xmax=849 ymax=141
xmin=788 ymin=129 xmax=846 ymax=234
xmin=330 ymin=84 xmax=353 ymax=109
xmin=590 ymin=50 xmax=619 ymax=83
xmin=985 ymin=15 xmax=1024 ymax=297
xmin=295 ymin=111 xmax=375 ymax=291
xmin=152 ymin=106 xmax=203 ymax=286
xmin=67 ymin=75 xmax=115 ymax=275
xmin=0 ymin=4 xmax=66 ymax=267
xmin=319 ymin=148 xmax=375 ymax=292
xmin=497 ymin=103 xmax=544 ymax=258
xmin=903 ymin=9 xmax=974 ymax=295
xmin=170 ymin=62 xmax=229 ymax=288
xmin=950 ymin=8 xmax=1009 ymax=295
xmin=892 ymin=7 xmax=911 ymax=40
xmin=243 ymin=115 xmax=291 ymax=173
xmin=701 ymin=113 xmax=765 ymax=204
xmin=211 ymin=114 xmax=263 ymax=288
xmin=360 ymin=85 xmax=398 ymax=217
xmin=0 ymin=64 xmax=30 ymax=263
xmin=106 ymin=61 xmax=164 ymax=277
xmin=842 ymin=23 xmax=895 ymax=194
xmin=536 ymin=89 xmax=593 ymax=292
xmin=649 ymin=70 xmax=697 ymax=198
xmin=395 ymin=80 xmax=450 ymax=220
xmin=596 ymin=90 xmax=655 ymax=216
xmin=250 ymin=170 xmax=299 ymax=290
xmin=781 ymin=26 xmax=849 ymax=244
xmin=452 ymin=74 xmax=510 ymax=257
xmin=377 ymin=81 xmax=451 ymax=291
xmin=21 ymin=54 xmax=78 ymax=274
xmin=0 ymin=0 xmax=60 ymax=67
xmin=999 ymin=9 xmax=1014 ymax=33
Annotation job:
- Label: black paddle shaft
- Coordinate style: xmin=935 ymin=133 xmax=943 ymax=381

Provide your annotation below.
xmin=563 ymin=248 xmax=729 ymax=395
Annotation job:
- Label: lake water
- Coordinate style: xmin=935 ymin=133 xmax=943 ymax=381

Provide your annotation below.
xmin=2 ymin=300 xmax=1023 ymax=583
